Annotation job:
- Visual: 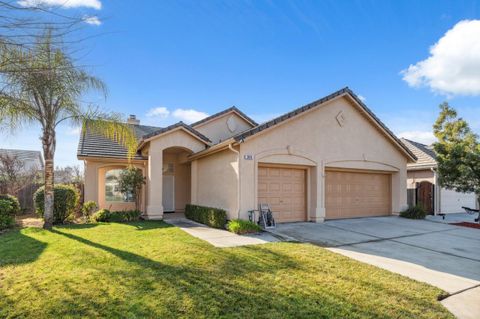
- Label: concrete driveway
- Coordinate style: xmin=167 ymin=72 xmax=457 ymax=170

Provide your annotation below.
xmin=272 ymin=216 xmax=480 ymax=319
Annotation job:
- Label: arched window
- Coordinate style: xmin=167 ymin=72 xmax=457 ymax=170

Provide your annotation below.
xmin=105 ymin=169 xmax=134 ymax=202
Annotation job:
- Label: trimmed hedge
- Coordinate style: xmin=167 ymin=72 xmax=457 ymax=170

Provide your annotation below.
xmin=91 ymin=209 xmax=141 ymax=223
xmin=227 ymin=219 xmax=262 ymax=234
xmin=0 ymin=199 xmax=15 ymax=230
xmin=0 ymin=195 xmax=21 ymax=215
xmin=185 ymin=204 xmax=227 ymax=229
xmin=34 ymin=184 xmax=79 ymax=224
xmin=400 ymin=205 xmax=427 ymax=219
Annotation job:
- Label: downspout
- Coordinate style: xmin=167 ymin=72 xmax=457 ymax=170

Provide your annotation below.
xmin=228 ymin=143 xmax=241 ymax=219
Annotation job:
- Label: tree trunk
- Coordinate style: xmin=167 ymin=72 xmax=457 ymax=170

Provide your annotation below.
xmin=42 ymin=128 xmax=56 ymax=230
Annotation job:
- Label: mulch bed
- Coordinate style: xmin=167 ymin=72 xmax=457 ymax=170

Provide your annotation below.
xmin=450 ymin=222 xmax=480 ymax=229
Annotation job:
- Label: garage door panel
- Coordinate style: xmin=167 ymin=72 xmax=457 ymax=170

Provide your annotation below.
xmin=258 ymin=166 xmax=307 ymax=223
xmin=326 ymin=170 xmax=391 ymax=219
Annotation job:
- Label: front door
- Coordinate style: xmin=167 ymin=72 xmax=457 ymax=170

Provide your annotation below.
xmin=162 ymin=175 xmax=175 ymax=212
xmin=417 ymin=181 xmax=433 ymax=214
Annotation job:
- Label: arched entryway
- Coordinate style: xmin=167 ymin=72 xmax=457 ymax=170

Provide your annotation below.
xmin=162 ymin=147 xmax=192 ymax=213
xmin=417 ymin=181 xmax=434 ymax=214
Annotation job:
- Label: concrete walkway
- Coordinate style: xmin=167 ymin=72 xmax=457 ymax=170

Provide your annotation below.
xmin=271 ymin=216 xmax=480 ymax=319
xmin=165 ymin=218 xmax=280 ymax=248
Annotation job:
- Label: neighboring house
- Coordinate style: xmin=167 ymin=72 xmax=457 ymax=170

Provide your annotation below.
xmin=78 ymin=88 xmax=416 ymax=222
xmin=0 ymin=149 xmax=44 ymax=172
xmin=0 ymin=148 xmax=44 ymax=211
xmin=401 ymin=138 xmax=478 ymax=214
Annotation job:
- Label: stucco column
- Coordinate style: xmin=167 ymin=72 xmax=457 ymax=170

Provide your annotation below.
xmin=314 ymin=164 xmax=326 ymax=222
xmin=146 ymin=149 xmax=164 ymax=219
xmin=190 ymin=160 xmax=198 ymax=204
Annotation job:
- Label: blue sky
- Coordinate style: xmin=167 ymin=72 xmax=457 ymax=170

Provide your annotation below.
xmin=2 ymin=0 xmax=480 ymax=167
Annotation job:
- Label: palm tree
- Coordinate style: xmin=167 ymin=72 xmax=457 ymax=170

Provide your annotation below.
xmin=0 ymin=30 xmax=137 ymax=229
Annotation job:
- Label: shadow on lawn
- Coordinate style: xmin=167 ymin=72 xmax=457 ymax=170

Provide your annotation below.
xmin=0 ymin=228 xmax=47 ymax=266
xmin=45 ymin=226 xmax=451 ymax=319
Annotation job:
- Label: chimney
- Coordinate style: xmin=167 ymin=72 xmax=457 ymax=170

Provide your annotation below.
xmin=127 ymin=114 xmax=140 ymax=125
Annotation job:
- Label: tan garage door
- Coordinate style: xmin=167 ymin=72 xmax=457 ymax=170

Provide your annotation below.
xmin=258 ymin=166 xmax=307 ymax=223
xmin=325 ymin=170 xmax=391 ymax=219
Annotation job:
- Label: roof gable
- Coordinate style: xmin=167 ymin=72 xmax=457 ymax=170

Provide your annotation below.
xmin=139 ymin=122 xmax=211 ymax=145
xmin=191 ymin=106 xmax=258 ymax=128
xmin=400 ymin=138 xmax=437 ymax=168
xmin=234 ymin=87 xmax=416 ymax=162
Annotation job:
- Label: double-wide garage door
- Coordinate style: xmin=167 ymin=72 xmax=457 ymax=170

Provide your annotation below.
xmin=325 ymin=170 xmax=391 ymax=219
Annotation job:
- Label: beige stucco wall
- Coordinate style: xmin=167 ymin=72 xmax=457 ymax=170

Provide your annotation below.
xmin=83 ymin=160 xmax=146 ymax=211
xmin=145 ymin=129 xmax=207 ymax=219
xmin=194 ymin=112 xmax=253 ymax=144
xmin=237 ymin=96 xmax=409 ymax=221
xmin=406 ymin=169 xmax=435 ymax=188
xmin=192 ymin=148 xmax=239 ymax=219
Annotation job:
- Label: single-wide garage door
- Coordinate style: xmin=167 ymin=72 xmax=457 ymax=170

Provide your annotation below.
xmin=258 ymin=166 xmax=307 ymax=222
xmin=326 ymin=170 xmax=391 ymax=219
xmin=440 ymin=188 xmax=477 ymax=214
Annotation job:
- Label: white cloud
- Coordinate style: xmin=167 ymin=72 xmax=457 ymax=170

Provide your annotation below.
xmin=357 ymin=95 xmax=366 ymax=102
xmin=401 ymin=20 xmax=480 ymax=96
xmin=144 ymin=107 xmax=208 ymax=125
xmin=18 ymin=0 xmax=102 ymax=10
xmin=147 ymin=107 xmax=170 ymax=118
xmin=172 ymin=109 xmax=208 ymax=124
xmin=83 ymin=15 xmax=101 ymax=26
xmin=398 ymin=130 xmax=436 ymax=145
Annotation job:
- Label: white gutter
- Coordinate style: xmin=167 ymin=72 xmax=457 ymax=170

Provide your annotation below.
xmin=228 ymin=143 xmax=241 ymax=219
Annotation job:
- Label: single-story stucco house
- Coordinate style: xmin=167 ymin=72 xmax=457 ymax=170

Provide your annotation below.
xmin=78 ymin=87 xmax=417 ymax=222
xmin=401 ymin=138 xmax=478 ymax=215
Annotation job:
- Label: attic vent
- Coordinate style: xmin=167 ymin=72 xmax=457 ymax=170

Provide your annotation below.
xmin=227 ymin=115 xmax=237 ymax=132
xmin=163 ymin=163 xmax=174 ymax=174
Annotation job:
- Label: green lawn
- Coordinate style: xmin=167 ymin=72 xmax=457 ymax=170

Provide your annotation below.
xmin=0 ymin=222 xmax=452 ymax=318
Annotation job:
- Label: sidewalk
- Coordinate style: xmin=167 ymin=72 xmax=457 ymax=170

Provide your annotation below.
xmin=165 ymin=218 xmax=280 ymax=248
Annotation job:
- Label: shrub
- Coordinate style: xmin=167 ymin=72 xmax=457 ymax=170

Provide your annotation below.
xmin=0 ymin=199 xmax=15 ymax=230
xmin=109 ymin=210 xmax=142 ymax=222
xmin=0 ymin=194 xmax=21 ymax=215
xmin=82 ymin=201 xmax=97 ymax=220
xmin=400 ymin=205 xmax=427 ymax=219
xmin=227 ymin=219 xmax=262 ymax=234
xmin=34 ymin=184 xmax=79 ymax=224
xmin=185 ymin=204 xmax=227 ymax=229
xmin=91 ymin=209 xmax=111 ymax=222
xmin=91 ymin=209 xmax=141 ymax=223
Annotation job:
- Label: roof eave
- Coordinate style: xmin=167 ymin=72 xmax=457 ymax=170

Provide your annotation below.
xmin=232 ymin=87 xmax=417 ymax=163
xmin=137 ymin=124 xmax=211 ymax=152
xmin=192 ymin=107 xmax=258 ymax=128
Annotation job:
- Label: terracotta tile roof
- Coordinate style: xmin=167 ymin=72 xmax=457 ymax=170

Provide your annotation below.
xmin=400 ymin=138 xmax=437 ymax=168
xmin=78 ymin=122 xmax=210 ymax=160
xmin=233 ymin=87 xmax=417 ymax=161
xmin=77 ymin=124 xmax=160 ymax=160
xmin=191 ymin=106 xmax=258 ymax=127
